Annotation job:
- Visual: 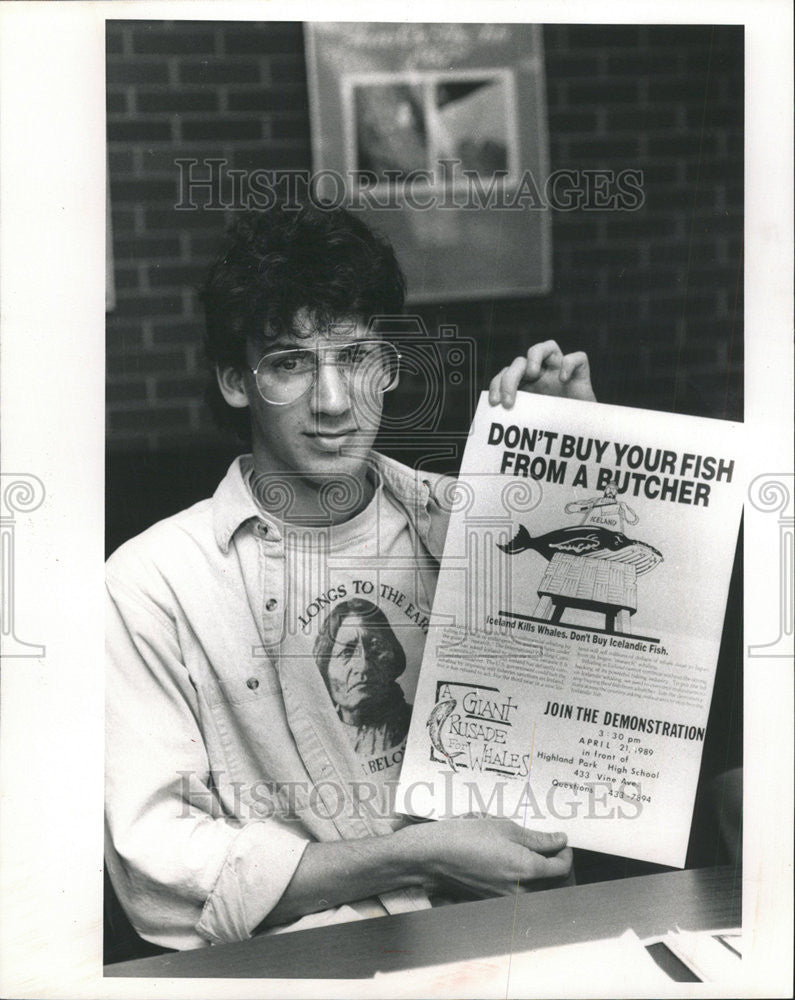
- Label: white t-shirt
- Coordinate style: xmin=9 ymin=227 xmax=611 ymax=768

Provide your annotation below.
xmin=255 ymin=473 xmax=437 ymax=821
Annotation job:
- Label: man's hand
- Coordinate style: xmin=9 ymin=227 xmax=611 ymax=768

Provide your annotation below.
xmin=488 ymin=340 xmax=596 ymax=409
xmin=397 ymin=816 xmax=572 ymax=898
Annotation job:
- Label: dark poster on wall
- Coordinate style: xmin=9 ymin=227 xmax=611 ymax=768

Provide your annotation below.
xmin=305 ymin=22 xmax=551 ymax=303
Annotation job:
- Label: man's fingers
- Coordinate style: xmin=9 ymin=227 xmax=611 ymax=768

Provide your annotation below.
xmin=524 ymin=340 xmax=563 ymax=379
xmin=496 ymin=356 xmax=530 ymax=407
xmin=525 ymin=846 xmax=573 ymax=881
xmin=559 ymin=351 xmax=590 ymax=384
xmin=521 ymin=829 xmax=568 ymax=854
xmin=487 ymin=342 xmax=593 ymax=406
xmin=488 ymin=369 xmax=507 ymax=406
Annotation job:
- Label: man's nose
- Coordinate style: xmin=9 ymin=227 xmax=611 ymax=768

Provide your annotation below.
xmin=347 ymin=639 xmax=367 ymax=673
xmin=312 ymin=359 xmax=351 ymax=414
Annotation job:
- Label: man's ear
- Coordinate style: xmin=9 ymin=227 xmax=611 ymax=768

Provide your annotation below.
xmin=216 ymin=365 xmax=250 ymax=409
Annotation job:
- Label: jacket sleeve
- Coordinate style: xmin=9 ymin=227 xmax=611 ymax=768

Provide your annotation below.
xmin=105 ymin=573 xmax=309 ymax=950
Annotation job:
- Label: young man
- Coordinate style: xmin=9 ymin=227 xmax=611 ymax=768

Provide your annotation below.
xmin=105 ymin=204 xmax=596 ymax=950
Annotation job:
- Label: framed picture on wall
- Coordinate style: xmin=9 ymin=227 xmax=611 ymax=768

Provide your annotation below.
xmin=306 ymin=22 xmax=552 ymax=303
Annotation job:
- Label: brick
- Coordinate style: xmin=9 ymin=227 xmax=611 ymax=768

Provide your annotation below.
xmin=113 ymin=264 xmax=143 ymax=291
xmin=115 ymin=234 xmax=182 ymax=260
xmin=107 ymin=60 xmax=169 ymax=86
xmin=151 ymin=425 xmax=224 ymax=450
xmin=111 ymin=405 xmax=191 ymax=434
xmin=107 ymin=120 xmax=174 ymax=143
xmin=228 ymin=145 xmax=310 ymax=172
xmin=642 ymin=184 xmax=689 ymax=209
xmin=226 ymin=86 xmax=308 ymax=113
xmin=107 ymin=379 xmax=149 ymax=403
xmin=130 ymin=25 xmax=217 ymax=55
xmin=685 ymin=47 xmax=744 ymax=77
xmin=151 ymin=320 xmax=203 ymax=345
xmin=106 ymin=24 xmax=125 ymax=55
xmin=547 ymin=109 xmax=600 ymax=133
xmin=179 ymin=59 xmax=262 ymax=85
xmin=563 ymin=244 xmax=637 ymax=268
xmin=181 ymin=118 xmax=263 ymax=141
xmin=270 ymin=117 xmax=309 ymax=141
xmin=141 ymin=148 xmax=225 ymax=174
xmin=545 ymin=54 xmax=601 ymax=77
xmin=107 ymin=347 xmax=187 ymax=377
xmin=684 ymin=159 xmax=743 ymax=183
xmin=110 ymin=206 xmax=136 ymax=231
xmin=105 ymin=311 xmax=146 ymax=341
xmin=111 ymin=178 xmax=178 ymax=203
xmin=647 ymin=77 xmax=713 ymax=103
xmin=185 ymin=232 xmax=226 ymax=258
xmin=606 ymin=107 xmax=678 ymax=131
xmin=106 ymin=91 xmax=129 ymax=114
xmin=646 ymin=293 xmax=722 ymax=319
xmin=598 ymin=217 xmax=656 ymax=242
xmin=112 ymin=292 xmax=186 ymax=319
xmin=645 ymin=25 xmax=719 ymax=49
xmin=606 ymin=265 xmax=682 ymax=290
xmin=566 ymin=25 xmax=644 ymax=48
xmin=267 ymin=55 xmax=307 ymax=85
xmin=684 ymin=104 xmax=742 ymax=129
xmin=647 ymin=134 xmax=718 ymax=158
xmin=155 ymin=375 xmax=204 ymax=400
xmin=569 ymin=298 xmax=644 ymax=324
xmin=637 ymin=162 xmax=679 ymax=185
xmin=148 ymin=262 xmax=203 ymax=288
xmin=648 ymin=241 xmax=718 ymax=266
xmin=567 ymin=137 xmax=642 ymax=159
xmin=108 ymin=149 xmax=135 ymax=175
xmin=144 ymin=206 xmax=220 ymax=231
xmin=567 ymin=80 xmax=640 ymax=104
xmin=681 ymin=266 xmax=737 ymax=286
xmin=551 ymin=215 xmax=605 ymax=240
xmin=138 ymin=90 xmax=221 ymax=113
xmin=222 ymin=22 xmax=304 ymax=54
xmin=606 ymin=51 xmax=681 ymax=74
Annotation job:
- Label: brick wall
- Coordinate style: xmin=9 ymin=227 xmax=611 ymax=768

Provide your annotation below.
xmin=107 ymin=21 xmax=743 ymax=460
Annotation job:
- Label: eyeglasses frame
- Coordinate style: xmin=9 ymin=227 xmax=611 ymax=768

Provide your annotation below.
xmin=249 ymin=339 xmax=402 ymax=406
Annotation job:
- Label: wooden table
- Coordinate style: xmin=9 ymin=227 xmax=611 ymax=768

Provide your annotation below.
xmin=105 ymin=866 xmax=740 ymax=979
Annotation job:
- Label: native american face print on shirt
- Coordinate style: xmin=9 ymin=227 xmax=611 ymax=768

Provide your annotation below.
xmin=313 ymin=597 xmax=413 ymax=756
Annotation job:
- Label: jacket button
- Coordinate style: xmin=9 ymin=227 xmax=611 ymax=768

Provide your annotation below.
xmin=265 ymin=598 xmax=278 ymax=611
xmin=246 ymin=678 xmax=259 ymax=690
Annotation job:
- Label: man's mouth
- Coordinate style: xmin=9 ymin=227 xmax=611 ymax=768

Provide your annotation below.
xmin=305 ymin=429 xmax=359 ymax=450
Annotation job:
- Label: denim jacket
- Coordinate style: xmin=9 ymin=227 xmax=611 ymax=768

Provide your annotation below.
xmin=105 ymin=453 xmax=451 ymax=950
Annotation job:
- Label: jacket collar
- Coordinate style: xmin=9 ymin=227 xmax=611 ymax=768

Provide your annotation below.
xmin=211 ymin=452 xmax=440 ymax=555
xmin=212 ymin=456 xmax=264 ymax=554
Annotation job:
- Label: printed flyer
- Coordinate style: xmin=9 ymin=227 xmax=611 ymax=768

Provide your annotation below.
xmin=396 ymin=392 xmax=745 ymax=866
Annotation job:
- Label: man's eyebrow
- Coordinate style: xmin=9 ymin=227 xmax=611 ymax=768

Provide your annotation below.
xmin=261 ymin=340 xmax=309 ymax=353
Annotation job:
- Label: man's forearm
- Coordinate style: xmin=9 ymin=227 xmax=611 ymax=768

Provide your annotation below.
xmin=259 ymin=827 xmax=425 ymax=929
xmin=258 ymin=818 xmax=572 ymax=931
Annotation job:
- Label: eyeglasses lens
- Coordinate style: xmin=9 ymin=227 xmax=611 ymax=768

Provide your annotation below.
xmin=255 ymin=341 xmax=398 ymax=404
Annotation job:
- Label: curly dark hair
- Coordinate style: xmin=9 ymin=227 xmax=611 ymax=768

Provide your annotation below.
xmin=201 ymin=203 xmax=406 ymax=440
